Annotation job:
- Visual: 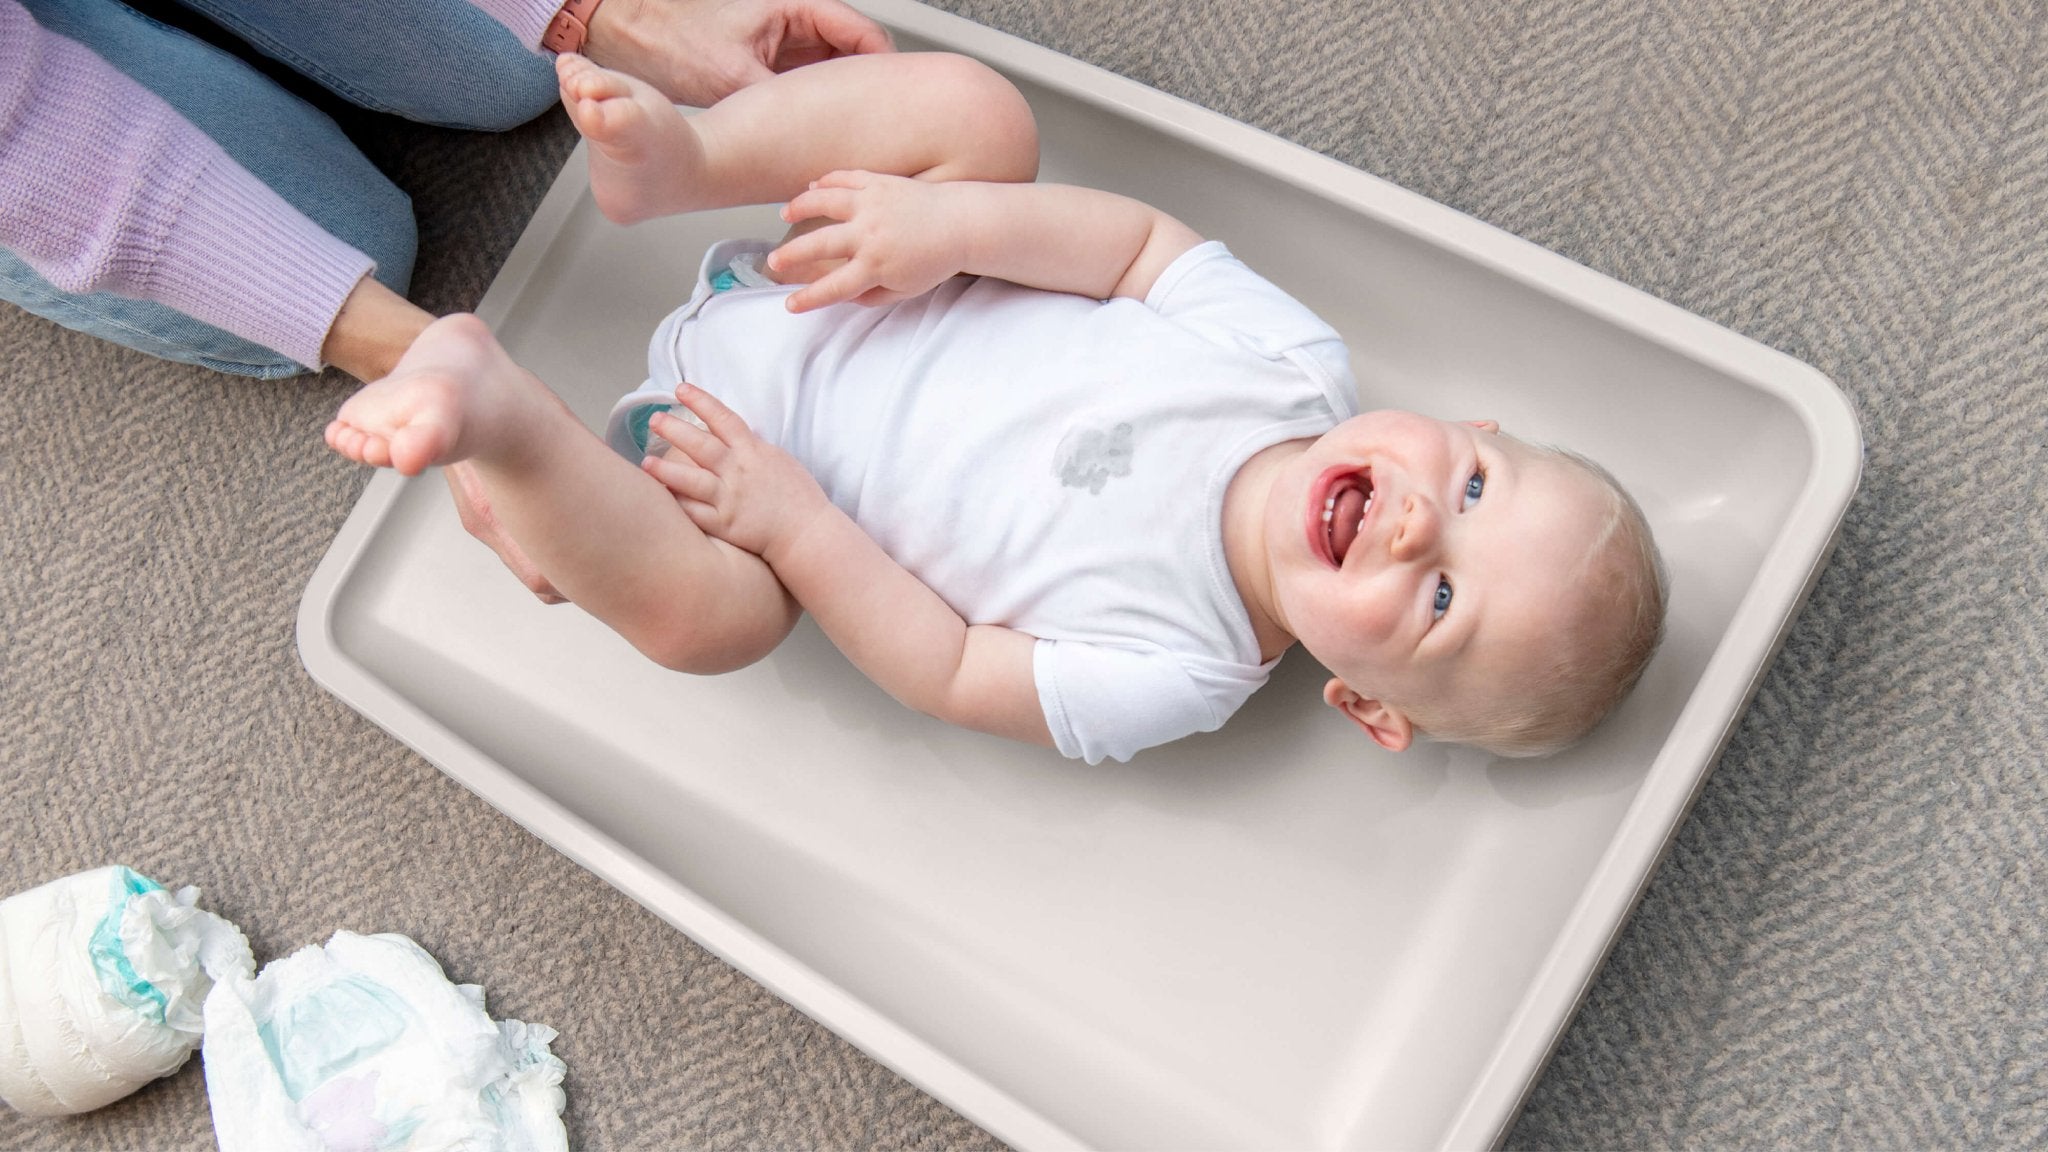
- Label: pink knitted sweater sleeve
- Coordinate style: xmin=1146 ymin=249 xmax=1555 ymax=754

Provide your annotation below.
xmin=470 ymin=0 xmax=565 ymax=50
xmin=0 ymin=1 xmax=373 ymax=368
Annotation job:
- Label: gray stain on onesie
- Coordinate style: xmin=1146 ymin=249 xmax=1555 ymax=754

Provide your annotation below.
xmin=1053 ymin=422 xmax=1135 ymax=494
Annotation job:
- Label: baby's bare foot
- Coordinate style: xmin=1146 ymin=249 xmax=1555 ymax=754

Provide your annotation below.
xmin=325 ymin=314 xmax=534 ymax=477
xmin=557 ymin=53 xmax=704 ymax=224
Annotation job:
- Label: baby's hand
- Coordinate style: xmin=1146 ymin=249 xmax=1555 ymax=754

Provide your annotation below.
xmin=770 ymin=170 xmax=966 ymax=312
xmin=641 ymin=384 xmax=831 ymax=563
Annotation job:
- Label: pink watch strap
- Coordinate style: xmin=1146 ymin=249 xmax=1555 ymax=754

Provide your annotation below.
xmin=541 ymin=0 xmax=606 ymax=53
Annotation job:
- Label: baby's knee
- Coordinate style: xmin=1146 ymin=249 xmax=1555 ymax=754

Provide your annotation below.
xmin=641 ymin=632 xmax=769 ymax=677
xmin=921 ymin=53 xmax=1039 ymax=182
xmin=635 ymin=604 xmax=796 ymax=676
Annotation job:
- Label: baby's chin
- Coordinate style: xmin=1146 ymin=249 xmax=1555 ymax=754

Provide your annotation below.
xmin=1296 ymin=643 xmax=1361 ymax=686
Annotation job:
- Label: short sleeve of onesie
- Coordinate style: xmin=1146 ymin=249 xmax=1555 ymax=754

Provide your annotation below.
xmin=1145 ymin=241 xmax=1357 ymax=416
xmin=1028 ymin=241 xmax=1354 ymax=765
xmin=1036 ymin=640 xmax=1256 ymax=765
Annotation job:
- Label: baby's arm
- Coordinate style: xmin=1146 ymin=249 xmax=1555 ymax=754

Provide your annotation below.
xmin=643 ymin=387 xmax=1054 ymax=748
xmin=770 ymin=171 xmax=1204 ymax=310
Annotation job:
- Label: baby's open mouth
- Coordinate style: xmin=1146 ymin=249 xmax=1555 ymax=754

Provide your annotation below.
xmin=1322 ymin=470 xmax=1373 ymax=565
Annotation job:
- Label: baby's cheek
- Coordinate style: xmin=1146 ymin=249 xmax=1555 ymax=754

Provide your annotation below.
xmin=1305 ymin=585 xmax=1411 ymax=678
xmin=1346 ymin=577 xmax=1416 ymax=643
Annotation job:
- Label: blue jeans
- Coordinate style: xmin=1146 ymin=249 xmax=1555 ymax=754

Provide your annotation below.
xmin=1 ymin=0 xmax=559 ymax=377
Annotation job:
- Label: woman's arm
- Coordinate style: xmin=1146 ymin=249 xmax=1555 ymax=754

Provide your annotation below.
xmin=0 ymin=2 xmax=374 ymax=369
xmin=320 ymin=276 xmax=433 ymax=382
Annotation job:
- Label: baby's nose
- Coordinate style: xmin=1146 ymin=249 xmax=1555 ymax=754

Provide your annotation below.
xmin=1388 ymin=495 xmax=1440 ymax=562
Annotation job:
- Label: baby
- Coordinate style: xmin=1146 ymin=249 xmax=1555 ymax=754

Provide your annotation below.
xmin=326 ymin=51 xmax=1665 ymax=763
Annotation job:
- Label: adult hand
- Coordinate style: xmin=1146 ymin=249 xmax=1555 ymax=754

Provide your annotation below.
xmin=443 ymin=462 xmax=567 ymax=604
xmin=584 ymin=0 xmax=894 ymax=108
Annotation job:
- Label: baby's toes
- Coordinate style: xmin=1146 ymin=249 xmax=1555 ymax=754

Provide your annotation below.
xmin=351 ymin=428 xmax=394 ymax=470
xmin=325 ymin=419 xmax=363 ymax=458
xmin=585 ymin=95 xmax=657 ymax=147
xmin=560 ymin=62 xmax=633 ymax=107
xmin=386 ymin=423 xmax=451 ymax=477
xmin=554 ymin=52 xmax=602 ymax=91
xmin=327 ymin=423 xmax=372 ymax=466
xmin=566 ymin=96 xmax=631 ymax=148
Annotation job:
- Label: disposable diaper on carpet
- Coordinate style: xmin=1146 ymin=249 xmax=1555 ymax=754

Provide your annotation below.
xmin=0 ymin=865 xmax=252 ymax=1116
xmin=201 ymin=930 xmax=566 ymax=1152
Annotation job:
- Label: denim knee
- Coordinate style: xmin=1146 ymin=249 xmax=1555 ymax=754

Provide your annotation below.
xmin=21 ymin=0 xmax=420 ymax=291
xmin=172 ymin=0 xmax=562 ymax=132
xmin=417 ymin=56 xmax=559 ymax=133
xmin=8 ymin=0 xmax=419 ymax=376
xmin=419 ymin=37 xmax=559 ymax=132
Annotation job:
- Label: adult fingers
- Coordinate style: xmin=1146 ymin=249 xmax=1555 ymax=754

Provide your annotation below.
xmin=785 ymin=0 xmax=894 ymax=59
xmin=443 ymin=463 xmax=565 ymax=603
xmin=721 ymin=50 xmax=777 ymax=92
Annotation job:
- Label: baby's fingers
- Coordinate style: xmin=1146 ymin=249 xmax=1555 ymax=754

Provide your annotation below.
xmin=640 ymin=452 xmax=717 ymax=502
xmin=671 ymin=496 xmax=726 ymax=538
xmin=767 ymin=223 xmax=858 ymax=278
xmin=786 ymin=261 xmax=881 ymax=313
xmin=649 ymin=409 xmax=724 ymax=465
xmin=809 ymin=169 xmax=873 ymax=192
xmin=853 ymin=286 xmax=910 ymax=308
xmin=673 ymin=382 xmax=754 ymax=443
xmin=781 ymin=185 xmax=859 ymax=228
xmin=640 ymin=459 xmax=725 ymax=536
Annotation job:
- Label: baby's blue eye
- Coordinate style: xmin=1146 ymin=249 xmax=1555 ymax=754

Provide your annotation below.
xmin=1433 ymin=578 xmax=1454 ymax=619
xmin=1463 ymin=470 xmax=1485 ymax=507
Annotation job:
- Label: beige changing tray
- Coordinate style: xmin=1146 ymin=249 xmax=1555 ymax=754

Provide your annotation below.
xmin=298 ymin=2 xmax=1861 ymax=1146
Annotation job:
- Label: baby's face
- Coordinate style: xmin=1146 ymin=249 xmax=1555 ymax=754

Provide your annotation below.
xmin=1261 ymin=410 xmax=1614 ymax=748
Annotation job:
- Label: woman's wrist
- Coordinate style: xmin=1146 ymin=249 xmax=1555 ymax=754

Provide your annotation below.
xmin=541 ymin=0 xmax=610 ymax=53
xmin=579 ymin=0 xmax=662 ymax=82
xmin=320 ymin=275 xmax=433 ymax=381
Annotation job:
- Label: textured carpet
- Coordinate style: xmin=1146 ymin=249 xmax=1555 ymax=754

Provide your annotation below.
xmin=3 ymin=0 xmax=2044 ymax=1147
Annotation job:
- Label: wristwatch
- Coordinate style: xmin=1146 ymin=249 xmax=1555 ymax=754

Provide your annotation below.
xmin=541 ymin=0 xmax=606 ymax=53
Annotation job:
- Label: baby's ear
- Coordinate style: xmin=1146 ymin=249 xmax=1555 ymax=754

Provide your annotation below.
xmin=1322 ymin=678 xmax=1413 ymax=751
xmin=1465 ymin=419 xmax=1500 ymax=434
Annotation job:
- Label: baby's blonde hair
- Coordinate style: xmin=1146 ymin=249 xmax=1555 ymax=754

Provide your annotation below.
xmin=1407 ymin=446 xmax=1667 ymax=758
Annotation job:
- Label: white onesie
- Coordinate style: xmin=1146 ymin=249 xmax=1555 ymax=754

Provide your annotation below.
xmin=634 ymin=240 xmax=1358 ymax=763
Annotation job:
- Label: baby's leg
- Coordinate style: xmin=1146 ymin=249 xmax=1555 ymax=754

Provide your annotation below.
xmin=558 ymin=51 xmax=1039 ymax=225
xmin=327 ymin=314 xmax=798 ymax=673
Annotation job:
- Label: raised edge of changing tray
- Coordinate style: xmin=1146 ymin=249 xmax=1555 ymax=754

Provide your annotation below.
xmin=299 ymin=1 xmax=1861 ymax=1147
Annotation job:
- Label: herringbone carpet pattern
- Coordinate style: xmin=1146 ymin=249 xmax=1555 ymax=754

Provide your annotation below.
xmin=3 ymin=0 xmax=2042 ymax=1146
